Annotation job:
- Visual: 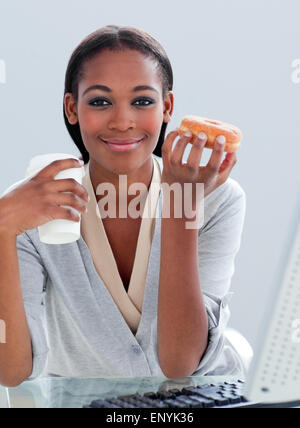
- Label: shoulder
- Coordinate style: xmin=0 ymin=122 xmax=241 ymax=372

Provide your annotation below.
xmin=201 ymin=178 xmax=246 ymax=232
xmin=206 ymin=177 xmax=246 ymax=210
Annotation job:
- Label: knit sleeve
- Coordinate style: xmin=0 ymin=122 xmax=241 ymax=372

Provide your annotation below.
xmin=16 ymin=231 xmax=49 ymax=380
xmin=191 ymin=180 xmax=246 ymax=375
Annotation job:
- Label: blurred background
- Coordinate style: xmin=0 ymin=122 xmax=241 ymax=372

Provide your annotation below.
xmin=0 ymin=0 xmax=299 ymax=352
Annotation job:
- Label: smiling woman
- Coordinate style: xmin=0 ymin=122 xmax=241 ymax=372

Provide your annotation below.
xmin=0 ymin=25 xmax=249 ymax=386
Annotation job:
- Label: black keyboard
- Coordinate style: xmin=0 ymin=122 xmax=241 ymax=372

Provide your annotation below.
xmin=84 ymin=379 xmax=253 ymax=408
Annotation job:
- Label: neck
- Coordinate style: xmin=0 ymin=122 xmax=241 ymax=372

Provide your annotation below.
xmin=88 ymin=156 xmax=154 ymax=216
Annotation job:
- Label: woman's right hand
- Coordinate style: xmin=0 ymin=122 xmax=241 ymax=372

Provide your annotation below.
xmin=0 ymin=158 xmax=89 ymax=237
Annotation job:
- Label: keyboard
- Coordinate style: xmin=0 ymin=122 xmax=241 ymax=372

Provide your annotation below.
xmin=84 ymin=379 xmax=256 ymax=408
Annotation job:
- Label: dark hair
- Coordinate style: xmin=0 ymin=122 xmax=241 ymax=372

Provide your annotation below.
xmin=63 ymin=25 xmax=173 ymax=163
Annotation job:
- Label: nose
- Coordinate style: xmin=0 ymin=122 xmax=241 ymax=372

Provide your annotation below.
xmin=108 ymin=106 xmax=136 ymax=131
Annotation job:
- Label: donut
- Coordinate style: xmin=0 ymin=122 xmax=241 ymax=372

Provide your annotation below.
xmin=178 ymin=115 xmax=242 ymax=153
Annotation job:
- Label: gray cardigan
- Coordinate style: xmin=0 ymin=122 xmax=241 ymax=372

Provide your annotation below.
xmin=16 ymin=155 xmax=247 ymax=380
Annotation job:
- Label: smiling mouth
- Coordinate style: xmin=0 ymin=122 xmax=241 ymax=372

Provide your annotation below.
xmin=100 ymin=137 xmax=145 ymax=145
xmin=99 ymin=137 xmax=145 ymax=152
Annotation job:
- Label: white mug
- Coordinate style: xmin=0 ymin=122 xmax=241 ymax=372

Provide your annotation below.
xmin=25 ymin=153 xmax=85 ymax=244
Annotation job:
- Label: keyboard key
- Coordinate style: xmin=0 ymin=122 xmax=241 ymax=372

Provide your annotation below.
xmin=183 ymin=385 xmax=220 ymax=396
xmin=164 ymin=399 xmax=187 ymax=408
xmin=106 ymin=397 xmax=134 ymax=408
xmin=224 ymin=382 xmax=237 ymax=387
xmin=118 ymin=397 xmax=148 ymax=408
xmin=168 ymin=388 xmax=182 ymax=396
xmin=175 ymin=395 xmax=204 ymax=408
xmin=119 ymin=393 xmax=142 ymax=400
xmin=138 ymin=396 xmax=166 ymax=408
xmin=157 ymin=391 xmax=177 ymax=400
xmin=201 ymin=393 xmax=230 ymax=406
xmin=198 ymin=384 xmax=223 ymax=393
xmin=219 ymin=391 xmax=242 ymax=404
xmin=182 ymin=386 xmax=200 ymax=396
xmin=144 ymin=391 xmax=158 ymax=399
xmin=89 ymin=399 xmax=107 ymax=408
xmin=92 ymin=399 xmax=121 ymax=408
xmin=133 ymin=400 xmax=154 ymax=408
xmin=188 ymin=395 xmax=215 ymax=408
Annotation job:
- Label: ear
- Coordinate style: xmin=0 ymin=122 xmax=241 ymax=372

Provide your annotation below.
xmin=163 ymin=91 xmax=174 ymax=123
xmin=64 ymin=93 xmax=79 ymax=125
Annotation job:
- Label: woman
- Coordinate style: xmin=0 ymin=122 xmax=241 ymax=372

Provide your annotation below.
xmin=0 ymin=25 xmax=246 ymax=386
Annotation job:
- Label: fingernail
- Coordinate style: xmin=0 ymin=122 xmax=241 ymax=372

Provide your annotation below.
xmin=216 ymin=135 xmax=226 ymax=145
xmin=183 ymin=131 xmax=192 ymax=137
xmin=198 ymin=132 xmax=207 ymax=141
xmin=79 ymin=160 xmax=84 ymax=166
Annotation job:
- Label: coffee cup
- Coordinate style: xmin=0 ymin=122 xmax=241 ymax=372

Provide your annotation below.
xmin=25 ymin=153 xmax=85 ymax=244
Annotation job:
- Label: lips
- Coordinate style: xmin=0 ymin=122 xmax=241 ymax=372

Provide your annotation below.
xmin=101 ymin=137 xmax=144 ymax=145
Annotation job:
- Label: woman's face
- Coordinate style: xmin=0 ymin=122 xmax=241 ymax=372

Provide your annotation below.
xmin=65 ymin=49 xmax=173 ymax=175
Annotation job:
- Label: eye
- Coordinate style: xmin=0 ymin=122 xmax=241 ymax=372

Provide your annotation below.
xmin=133 ymin=98 xmax=154 ymax=106
xmin=87 ymin=97 xmax=155 ymax=107
xmin=88 ymin=98 xmax=110 ymax=107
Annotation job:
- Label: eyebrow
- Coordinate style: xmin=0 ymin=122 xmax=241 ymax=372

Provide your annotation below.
xmin=82 ymin=84 xmax=159 ymax=97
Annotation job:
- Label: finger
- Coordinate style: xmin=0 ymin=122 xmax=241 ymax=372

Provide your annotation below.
xmin=206 ymin=135 xmax=226 ymax=174
xmin=218 ymin=152 xmax=237 ymax=175
xmin=50 ymin=178 xmax=90 ymax=202
xmin=172 ymin=131 xmax=193 ymax=164
xmin=186 ymin=132 xmax=207 ymax=168
xmin=49 ymin=205 xmax=81 ymax=223
xmin=161 ymin=129 xmax=180 ymax=162
xmin=36 ymin=158 xmax=84 ymax=179
xmin=53 ymin=192 xmax=88 ymax=215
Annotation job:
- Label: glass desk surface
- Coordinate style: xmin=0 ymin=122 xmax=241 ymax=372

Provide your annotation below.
xmin=1 ymin=375 xmax=244 ymax=408
xmin=1 ymin=375 xmax=299 ymax=408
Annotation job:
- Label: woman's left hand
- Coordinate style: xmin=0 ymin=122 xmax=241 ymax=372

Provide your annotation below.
xmin=161 ymin=129 xmax=237 ymax=210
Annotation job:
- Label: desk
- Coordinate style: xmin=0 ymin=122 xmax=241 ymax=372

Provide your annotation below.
xmin=0 ymin=376 xmax=239 ymax=408
xmin=1 ymin=376 xmax=299 ymax=408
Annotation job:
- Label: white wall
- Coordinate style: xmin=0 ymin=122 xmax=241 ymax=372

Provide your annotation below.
xmin=0 ymin=0 xmax=299 ymax=351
